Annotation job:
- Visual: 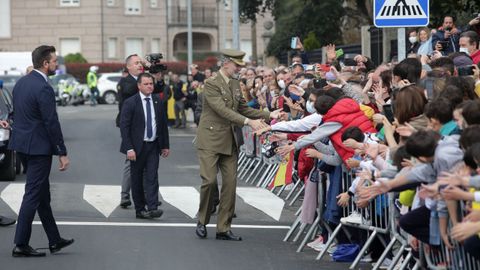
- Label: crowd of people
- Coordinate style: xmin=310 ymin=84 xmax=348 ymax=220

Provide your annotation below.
xmin=217 ymin=14 xmax=480 ymax=268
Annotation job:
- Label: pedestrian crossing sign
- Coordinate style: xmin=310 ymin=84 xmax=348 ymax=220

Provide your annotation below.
xmin=374 ymin=0 xmax=429 ymax=27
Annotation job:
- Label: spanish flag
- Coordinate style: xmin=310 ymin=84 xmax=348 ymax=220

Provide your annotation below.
xmin=269 ymin=151 xmax=294 ymax=189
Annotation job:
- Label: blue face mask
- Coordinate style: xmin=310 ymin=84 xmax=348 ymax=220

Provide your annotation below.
xmin=290 ymin=93 xmax=301 ymax=101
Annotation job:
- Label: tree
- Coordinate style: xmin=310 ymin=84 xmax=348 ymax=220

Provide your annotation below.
xmin=266 ymin=0 xmax=345 ymax=58
xmin=303 ymin=31 xmax=321 ymax=51
xmin=239 ymin=0 xmax=274 ymax=22
xmin=64 ymin=53 xmax=88 ymax=64
xmin=429 ymin=0 xmax=480 ymax=27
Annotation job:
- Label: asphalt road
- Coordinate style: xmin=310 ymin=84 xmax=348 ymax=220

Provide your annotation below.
xmin=0 ymin=105 xmax=356 ymax=270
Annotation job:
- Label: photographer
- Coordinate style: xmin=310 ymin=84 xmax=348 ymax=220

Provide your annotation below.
xmin=432 ymin=16 xmax=460 ymax=55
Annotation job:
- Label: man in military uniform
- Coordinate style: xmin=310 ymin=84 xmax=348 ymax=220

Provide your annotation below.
xmin=195 ymin=49 xmax=282 ymax=241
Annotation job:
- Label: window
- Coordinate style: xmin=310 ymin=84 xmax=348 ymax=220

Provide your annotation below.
xmin=240 ymin=40 xmax=252 ymax=62
xmin=150 ymin=0 xmax=157 ymax=8
xmin=59 ymin=38 xmax=81 ymax=56
xmin=106 ymin=0 xmax=115 ymax=7
xmin=125 ymin=0 xmax=141 ymax=15
xmin=125 ymin=38 xmax=143 ymax=58
xmin=151 ymin=38 xmax=160 ymax=53
xmin=107 ymin=38 xmax=117 ymax=58
xmin=60 ymin=0 xmax=80 ymax=7
xmin=0 ymin=0 xmax=11 ymax=38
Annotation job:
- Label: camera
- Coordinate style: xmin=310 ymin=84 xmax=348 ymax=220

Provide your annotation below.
xmin=264 ymin=141 xmax=279 ymax=158
xmin=145 ymin=53 xmax=167 ymax=73
xmin=313 ymin=78 xmax=327 ymax=89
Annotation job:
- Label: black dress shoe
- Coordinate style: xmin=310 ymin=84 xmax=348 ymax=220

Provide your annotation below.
xmin=149 ymin=209 xmax=163 ymax=218
xmin=216 ymin=230 xmax=242 ymax=241
xmin=195 ymin=222 xmax=207 ymax=238
xmin=12 ymin=245 xmax=46 ymax=257
xmin=120 ymin=198 xmax=131 ymax=208
xmin=49 ymin=238 xmax=74 ymax=254
xmin=136 ymin=210 xmax=152 ymax=219
xmin=0 ymin=216 xmax=16 ymax=226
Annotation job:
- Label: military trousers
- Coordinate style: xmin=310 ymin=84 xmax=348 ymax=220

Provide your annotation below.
xmin=197 ymin=148 xmax=237 ymax=233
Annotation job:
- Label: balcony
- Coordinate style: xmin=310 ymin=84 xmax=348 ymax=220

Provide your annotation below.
xmin=168 ymin=5 xmax=217 ymax=27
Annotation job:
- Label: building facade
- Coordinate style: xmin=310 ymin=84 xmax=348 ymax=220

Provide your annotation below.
xmin=0 ymin=0 xmax=274 ymax=63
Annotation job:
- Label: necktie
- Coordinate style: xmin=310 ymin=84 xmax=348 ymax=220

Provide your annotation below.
xmin=145 ymin=97 xmax=153 ymax=139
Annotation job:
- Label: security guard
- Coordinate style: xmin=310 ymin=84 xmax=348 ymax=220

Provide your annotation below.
xmin=87 ymin=65 xmax=99 ymax=106
xmin=195 ymin=49 xmax=282 ymax=241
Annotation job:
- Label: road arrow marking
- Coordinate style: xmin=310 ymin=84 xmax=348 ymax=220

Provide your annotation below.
xmin=159 ymin=186 xmax=199 ymax=219
xmin=237 ymin=187 xmax=285 ymax=221
xmin=0 ymin=183 xmax=25 ymax=215
xmin=83 ymin=185 xmax=120 ymax=218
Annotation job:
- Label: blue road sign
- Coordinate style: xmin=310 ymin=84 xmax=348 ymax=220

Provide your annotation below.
xmin=374 ymin=0 xmax=429 ymax=28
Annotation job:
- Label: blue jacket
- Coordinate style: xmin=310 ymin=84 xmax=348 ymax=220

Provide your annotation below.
xmin=119 ymin=93 xmax=169 ymax=155
xmin=8 ymin=71 xmax=67 ymax=156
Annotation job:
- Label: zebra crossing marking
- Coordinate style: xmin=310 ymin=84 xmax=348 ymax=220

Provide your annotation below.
xmin=236 ymin=187 xmax=285 ymax=221
xmin=83 ymin=185 xmax=121 ymax=218
xmin=0 ymin=183 xmax=25 ymax=215
xmin=158 ymin=186 xmax=200 ymax=218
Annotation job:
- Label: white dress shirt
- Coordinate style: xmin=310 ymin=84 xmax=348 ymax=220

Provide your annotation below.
xmin=33 ymin=69 xmax=48 ymax=82
xmin=139 ymin=92 xmax=157 ymax=142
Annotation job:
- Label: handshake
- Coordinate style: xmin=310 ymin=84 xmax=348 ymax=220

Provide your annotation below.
xmin=246 ymin=109 xmax=285 ymax=132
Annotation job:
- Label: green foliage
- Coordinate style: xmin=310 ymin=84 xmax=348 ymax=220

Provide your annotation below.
xmin=303 ymin=31 xmax=321 ymax=51
xmin=267 ymin=0 xmax=345 ymax=57
xmin=239 ymin=0 xmax=274 ymax=22
xmin=429 ymin=0 xmax=480 ymax=27
xmin=64 ymin=53 xmax=88 ymax=64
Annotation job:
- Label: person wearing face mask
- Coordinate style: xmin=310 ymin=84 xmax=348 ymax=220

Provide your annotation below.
xmin=459 ymin=31 xmax=480 ymax=64
xmin=407 ymin=29 xmax=421 ymax=55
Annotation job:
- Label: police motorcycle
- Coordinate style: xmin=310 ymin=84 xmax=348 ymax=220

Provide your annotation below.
xmin=58 ymin=78 xmax=88 ymax=106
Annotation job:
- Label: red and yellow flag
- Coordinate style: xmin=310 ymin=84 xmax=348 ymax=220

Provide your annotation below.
xmin=269 ymin=151 xmax=294 ymax=189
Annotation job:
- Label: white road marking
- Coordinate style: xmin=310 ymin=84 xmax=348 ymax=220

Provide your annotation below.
xmin=176 ymin=165 xmax=200 ymax=170
xmin=159 ymin=186 xmax=199 ymax=218
xmin=32 ymin=221 xmax=290 ymax=229
xmin=83 ymin=185 xmax=121 ymax=218
xmin=0 ymin=183 xmax=25 ymax=215
xmin=236 ymin=187 xmax=285 ymax=221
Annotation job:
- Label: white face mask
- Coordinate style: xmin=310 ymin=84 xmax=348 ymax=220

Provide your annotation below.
xmin=306 ymin=100 xmax=316 ymax=114
xmin=270 ymin=90 xmax=277 ymax=97
xmin=459 ymin=47 xmax=470 ymax=55
xmin=277 ymin=79 xmax=286 ymax=89
xmin=409 ymin=36 xmax=417 ymax=44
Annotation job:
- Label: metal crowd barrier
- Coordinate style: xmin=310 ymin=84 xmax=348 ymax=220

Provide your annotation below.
xmin=420 ymin=201 xmax=480 ymax=270
xmin=236 ymin=126 xmax=305 ymax=206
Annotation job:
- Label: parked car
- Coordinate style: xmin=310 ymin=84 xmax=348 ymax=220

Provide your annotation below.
xmin=0 ymin=74 xmax=22 ymax=94
xmin=0 ymin=85 xmax=16 ymax=181
xmin=97 ymin=73 xmax=122 ymax=105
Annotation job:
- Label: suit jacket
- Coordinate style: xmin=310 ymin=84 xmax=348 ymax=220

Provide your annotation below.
xmin=8 ymin=71 xmax=67 ymax=156
xmin=116 ymin=74 xmax=138 ymax=127
xmin=196 ymin=73 xmax=270 ymax=155
xmin=120 ymin=93 xmax=169 ymax=155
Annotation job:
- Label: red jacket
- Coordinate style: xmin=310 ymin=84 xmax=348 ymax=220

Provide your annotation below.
xmin=323 ymin=98 xmax=376 ymax=162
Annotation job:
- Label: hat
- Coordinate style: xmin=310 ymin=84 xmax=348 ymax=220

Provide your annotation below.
xmin=221 ymin=49 xmax=246 ymax=66
xmin=453 ymin=54 xmax=473 ymax=67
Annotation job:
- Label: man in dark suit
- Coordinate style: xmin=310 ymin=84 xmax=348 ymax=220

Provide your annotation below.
xmin=116 ymin=54 xmax=144 ymax=208
xmin=9 ymin=45 xmax=73 ymax=257
xmin=120 ymin=73 xmax=170 ymax=219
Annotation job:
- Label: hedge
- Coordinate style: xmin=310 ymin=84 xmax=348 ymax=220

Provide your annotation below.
xmin=66 ymin=58 xmax=219 ymax=83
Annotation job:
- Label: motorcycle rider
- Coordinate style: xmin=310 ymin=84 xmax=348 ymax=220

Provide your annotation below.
xmin=87 ymin=65 xmax=99 ymax=106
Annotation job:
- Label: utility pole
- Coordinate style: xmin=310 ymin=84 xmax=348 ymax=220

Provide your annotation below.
xmin=187 ymin=0 xmax=193 ymax=74
xmin=232 ymin=0 xmax=240 ymax=50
